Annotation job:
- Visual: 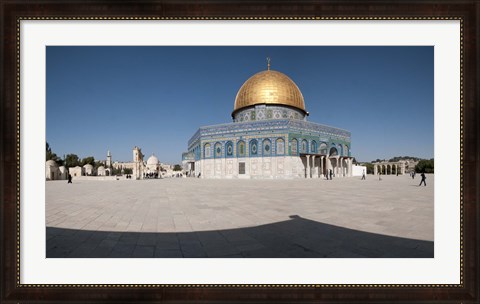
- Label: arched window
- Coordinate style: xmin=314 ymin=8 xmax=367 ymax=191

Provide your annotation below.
xmin=344 ymin=145 xmax=349 ymax=157
xmin=204 ymin=143 xmax=211 ymax=158
xmin=214 ymin=142 xmax=222 ymax=158
xmin=291 ymin=139 xmax=298 ymax=156
xmin=225 ymin=141 xmax=233 ymax=157
xmin=311 ymin=141 xmax=317 ymax=153
xmin=319 ymin=143 xmax=328 ymax=154
xmin=263 ymin=139 xmax=271 ymax=156
xmin=237 ymin=140 xmax=245 ymax=157
xmin=250 ymin=139 xmax=258 ymax=156
xmin=338 ymin=144 xmax=343 ymax=156
xmin=329 ymin=147 xmax=338 ymax=156
xmin=276 ymin=138 xmax=285 ymax=155
xmin=301 ymin=139 xmax=308 ymax=153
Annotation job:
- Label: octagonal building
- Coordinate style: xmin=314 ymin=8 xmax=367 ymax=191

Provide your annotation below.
xmin=182 ymin=63 xmax=353 ymax=179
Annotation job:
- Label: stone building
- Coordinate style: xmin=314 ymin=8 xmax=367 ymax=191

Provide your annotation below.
xmin=183 ymin=61 xmax=354 ymax=179
xmin=68 ymin=166 xmax=84 ymax=177
xmin=146 ymin=154 xmax=161 ymax=176
xmin=83 ymin=164 xmax=94 ymax=176
xmin=45 ymin=160 xmax=67 ymax=180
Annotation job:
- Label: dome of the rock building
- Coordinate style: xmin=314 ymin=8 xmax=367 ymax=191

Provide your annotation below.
xmin=233 ymin=69 xmax=306 ymax=115
xmin=147 ymin=154 xmax=159 ymax=165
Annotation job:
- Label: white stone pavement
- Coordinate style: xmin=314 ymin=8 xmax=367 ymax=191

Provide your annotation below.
xmin=46 ymin=174 xmax=434 ymax=258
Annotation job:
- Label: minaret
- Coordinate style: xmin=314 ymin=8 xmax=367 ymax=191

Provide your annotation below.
xmin=106 ymin=150 xmax=112 ymax=168
xmin=132 ymin=146 xmax=144 ymax=179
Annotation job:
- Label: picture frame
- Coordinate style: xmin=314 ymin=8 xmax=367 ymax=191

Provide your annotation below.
xmin=1 ymin=0 xmax=478 ymax=303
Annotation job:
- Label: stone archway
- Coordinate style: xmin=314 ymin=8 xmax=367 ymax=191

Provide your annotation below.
xmin=374 ymin=161 xmax=406 ymax=175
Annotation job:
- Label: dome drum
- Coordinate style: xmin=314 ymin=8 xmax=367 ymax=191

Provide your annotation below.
xmin=232 ymin=104 xmax=307 ymax=122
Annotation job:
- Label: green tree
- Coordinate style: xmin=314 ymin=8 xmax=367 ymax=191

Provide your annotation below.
xmin=65 ymin=154 xmax=80 ymax=168
xmin=389 ymin=156 xmax=422 ymax=162
xmin=94 ymin=160 xmax=105 ymax=169
xmin=81 ymin=156 xmax=95 ymax=166
xmin=415 ymin=159 xmax=434 ymax=173
xmin=123 ymin=168 xmax=133 ymax=174
xmin=173 ymin=164 xmax=182 ymax=171
xmin=46 ymin=142 xmax=63 ymax=165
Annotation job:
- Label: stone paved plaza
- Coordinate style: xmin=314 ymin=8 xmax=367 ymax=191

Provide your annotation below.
xmin=46 ymin=174 xmax=434 ymax=258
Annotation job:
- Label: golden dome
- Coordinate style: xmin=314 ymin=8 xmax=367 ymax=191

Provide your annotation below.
xmin=233 ymin=69 xmax=306 ymax=114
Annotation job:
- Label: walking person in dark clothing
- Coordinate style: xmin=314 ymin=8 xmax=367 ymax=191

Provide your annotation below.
xmin=419 ymin=172 xmax=426 ymax=186
xmin=67 ymin=174 xmax=72 ymax=184
xmin=329 ymin=169 xmax=333 ymax=180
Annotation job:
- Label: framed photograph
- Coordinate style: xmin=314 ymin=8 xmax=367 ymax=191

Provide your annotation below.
xmin=1 ymin=1 xmax=478 ymax=303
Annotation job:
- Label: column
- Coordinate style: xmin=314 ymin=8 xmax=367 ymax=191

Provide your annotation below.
xmin=374 ymin=165 xmax=378 ymax=175
xmin=311 ymin=155 xmax=316 ymax=178
xmin=326 ymin=157 xmax=332 ymax=177
xmin=306 ymin=155 xmax=310 ymax=178
xmin=320 ymin=156 xmax=324 ymax=178
xmin=339 ymin=157 xmax=343 ymax=177
xmin=348 ymin=158 xmax=353 ymax=177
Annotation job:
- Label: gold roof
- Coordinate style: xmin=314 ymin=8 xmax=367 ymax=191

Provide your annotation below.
xmin=233 ymin=69 xmax=306 ymax=113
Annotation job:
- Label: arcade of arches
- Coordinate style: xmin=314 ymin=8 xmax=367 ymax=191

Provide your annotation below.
xmin=373 ymin=162 xmax=406 ymax=175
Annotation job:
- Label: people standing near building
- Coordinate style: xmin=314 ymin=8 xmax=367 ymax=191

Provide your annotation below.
xmin=419 ymin=172 xmax=427 ymax=186
xmin=67 ymin=174 xmax=72 ymax=184
xmin=378 ymin=171 xmax=382 ymax=181
xmin=361 ymin=170 xmax=366 ymax=180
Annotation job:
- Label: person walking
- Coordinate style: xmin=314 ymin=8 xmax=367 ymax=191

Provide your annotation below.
xmin=361 ymin=170 xmax=366 ymax=180
xmin=67 ymin=173 xmax=72 ymax=184
xmin=419 ymin=172 xmax=427 ymax=186
xmin=329 ymin=169 xmax=333 ymax=180
xmin=378 ymin=171 xmax=382 ymax=181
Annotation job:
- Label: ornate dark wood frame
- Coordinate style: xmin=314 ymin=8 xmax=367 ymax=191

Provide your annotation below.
xmin=1 ymin=1 xmax=478 ymax=303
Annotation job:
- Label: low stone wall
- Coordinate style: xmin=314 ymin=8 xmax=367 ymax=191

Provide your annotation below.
xmin=72 ymin=176 xmax=122 ymax=181
xmin=352 ymin=165 xmax=367 ymax=177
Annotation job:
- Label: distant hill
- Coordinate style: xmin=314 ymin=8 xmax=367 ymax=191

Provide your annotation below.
xmin=370 ymin=156 xmax=424 ymax=163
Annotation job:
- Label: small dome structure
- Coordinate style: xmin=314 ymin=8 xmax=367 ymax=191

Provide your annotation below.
xmin=97 ymin=166 xmax=106 ymax=176
xmin=46 ymin=160 xmax=58 ymax=167
xmin=83 ymin=163 xmax=94 ymax=175
xmin=147 ymin=154 xmax=159 ymax=165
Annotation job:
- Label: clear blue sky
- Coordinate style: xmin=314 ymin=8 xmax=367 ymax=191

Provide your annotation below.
xmin=46 ymin=46 xmax=433 ymax=164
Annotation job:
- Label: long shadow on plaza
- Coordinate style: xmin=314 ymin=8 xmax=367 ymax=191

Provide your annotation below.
xmin=46 ymin=215 xmax=433 ymax=258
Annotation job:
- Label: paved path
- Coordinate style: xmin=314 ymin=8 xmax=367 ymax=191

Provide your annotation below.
xmin=46 ymin=174 xmax=434 ymax=258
